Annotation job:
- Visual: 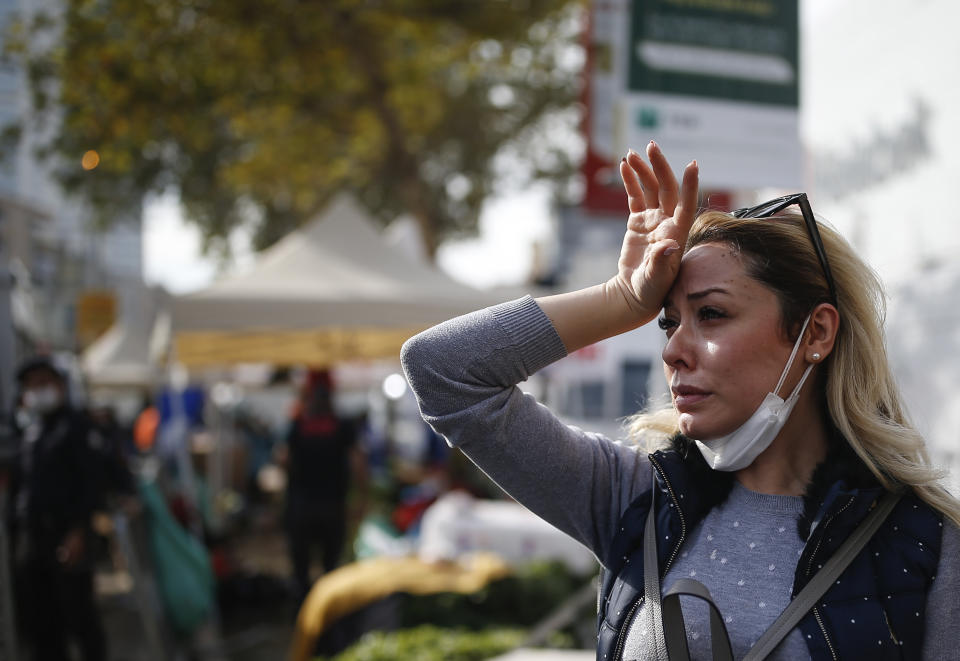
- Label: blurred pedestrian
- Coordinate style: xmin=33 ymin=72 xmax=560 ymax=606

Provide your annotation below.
xmin=401 ymin=143 xmax=960 ymax=659
xmin=6 ymin=355 xmax=107 ymax=660
xmin=280 ymin=370 xmax=367 ymax=603
xmin=88 ymin=404 xmax=136 ymax=504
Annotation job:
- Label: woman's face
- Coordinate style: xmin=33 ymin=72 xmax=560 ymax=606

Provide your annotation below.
xmin=660 ymin=242 xmax=800 ymax=440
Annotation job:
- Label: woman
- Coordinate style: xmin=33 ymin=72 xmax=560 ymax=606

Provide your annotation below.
xmin=282 ymin=370 xmax=364 ymax=602
xmin=400 ymin=142 xmax=960 ymax=659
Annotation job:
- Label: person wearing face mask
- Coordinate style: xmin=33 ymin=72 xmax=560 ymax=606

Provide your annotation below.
xmin=400 ymin=143 xmax=960 ymax=660
xmin=6 ymin=356 xmax=106 ymax=661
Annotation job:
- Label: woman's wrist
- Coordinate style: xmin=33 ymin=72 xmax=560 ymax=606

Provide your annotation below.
xmin=603 ymin=275 xmax=661 ymax=329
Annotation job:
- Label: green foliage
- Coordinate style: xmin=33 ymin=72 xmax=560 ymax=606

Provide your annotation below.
xmin=322 ymin=625 xmax=526 ymax=661
xmin=316 ymin=561 xmax=593 ymax=660
xmin=7 ymin=0 xmax=584 ymax=258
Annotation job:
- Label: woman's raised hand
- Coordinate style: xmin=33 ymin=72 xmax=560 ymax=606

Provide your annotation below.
xmin=610 ymin=141 xmax=699 ymax=322
xmin=535 ymin=142 xmax=699 ymax=353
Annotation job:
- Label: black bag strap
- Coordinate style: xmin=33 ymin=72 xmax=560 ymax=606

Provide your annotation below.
xmin=644 ymin=469 xmax=669 ymax=659
xmin=662 ymin=578 xmax=734 ymax=661
xmin=643 ymin=484 xmax=903 ymax=660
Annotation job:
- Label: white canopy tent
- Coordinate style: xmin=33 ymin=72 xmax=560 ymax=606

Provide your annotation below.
xmin=82 ymin=323 xmax=157 ymax=388
xmin=172 ymin=196 xmax=509 ymax=367
xmin=81 ymin=285 xmax=170 ymax=389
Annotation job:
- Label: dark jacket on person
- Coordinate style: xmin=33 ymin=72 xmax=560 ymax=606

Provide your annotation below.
xmin=285 ymin=413 xmax=356 ymax=505
xmin=596 ymin=435 xmax=942 ymax=661
xmin=8 ymin=406 xmax=101 ymax=563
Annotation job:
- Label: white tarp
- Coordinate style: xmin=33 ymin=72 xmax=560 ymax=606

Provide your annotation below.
xmin=418 ymin=491 xmax=598 ymax=575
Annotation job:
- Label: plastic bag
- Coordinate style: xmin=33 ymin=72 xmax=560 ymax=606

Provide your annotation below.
xmin=138 ymin=480 xmax=215 ymax=635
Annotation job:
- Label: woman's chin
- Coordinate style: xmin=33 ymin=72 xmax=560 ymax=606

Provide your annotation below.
xmin=678 ymin=413 xmax=723 ymax=441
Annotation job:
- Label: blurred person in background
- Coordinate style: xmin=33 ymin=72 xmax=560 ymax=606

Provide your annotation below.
xmin=87 ymin=404 xmax=136 ymax=504
xmin=401 ymin=142 xmax=960 ymax=659
xmin=6 ymin=356 xmax=107 ymax=661
xmin=279 ymin=369 xmax=368 ymax=604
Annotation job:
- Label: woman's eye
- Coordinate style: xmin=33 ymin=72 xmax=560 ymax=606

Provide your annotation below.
xmin=657 ymin=317 xmax=678 ymax=333
xmin=698 ymin=306 xmax=726 ymax=321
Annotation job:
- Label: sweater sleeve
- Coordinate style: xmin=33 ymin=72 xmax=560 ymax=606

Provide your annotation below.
xmin=400 ymin=296 xmax=651 ymax=565
xmin=921 ymin=518 xmax=960 ymax=659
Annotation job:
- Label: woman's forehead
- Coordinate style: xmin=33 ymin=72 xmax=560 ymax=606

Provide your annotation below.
xmin=662 ymin=242 xmax=772 ymax=308
xmin=677 ymin=243 xmax=745 ymax=284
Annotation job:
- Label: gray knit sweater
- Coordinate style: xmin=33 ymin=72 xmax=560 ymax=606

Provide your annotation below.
xmin=400 ymin=296 xmax=960 ymax=660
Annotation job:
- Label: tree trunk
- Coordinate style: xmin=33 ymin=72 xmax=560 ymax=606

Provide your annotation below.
xmin=339 ymin=11 xmax=440 ymax=261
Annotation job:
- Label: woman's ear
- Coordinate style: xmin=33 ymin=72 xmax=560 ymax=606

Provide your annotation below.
xmin=805 ymin=302 xmax=839 ymax=363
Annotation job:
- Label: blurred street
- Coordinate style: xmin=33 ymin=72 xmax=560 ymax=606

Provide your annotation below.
xmin=95 ymin=511 xmax=296 ymax=661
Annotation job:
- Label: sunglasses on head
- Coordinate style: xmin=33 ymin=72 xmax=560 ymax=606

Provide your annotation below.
xmin=731 ymin=193 xmax=838 ymax=307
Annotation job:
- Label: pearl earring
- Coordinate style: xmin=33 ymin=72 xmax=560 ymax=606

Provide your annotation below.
xmin=812 ymin=352 xmax=821 ymax=361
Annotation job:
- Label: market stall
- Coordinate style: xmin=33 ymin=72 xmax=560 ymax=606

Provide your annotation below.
xmin=171 ymin=195 xmax=504 ymax=368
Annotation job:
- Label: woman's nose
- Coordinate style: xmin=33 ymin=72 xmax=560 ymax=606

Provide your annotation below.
xmin=662 ymin=325 xmax=695 ymax=371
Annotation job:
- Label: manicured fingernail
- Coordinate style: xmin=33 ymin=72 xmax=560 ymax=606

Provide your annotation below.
xmin=621 ymin=157 xmax=627 ymax=163
xmin=691 ymin=159 xmax=698 ymax=168
xmin=664 ymin=246 xmax=679 ymax=256
xmin=627 ymin=148 xmax=638 ymax=157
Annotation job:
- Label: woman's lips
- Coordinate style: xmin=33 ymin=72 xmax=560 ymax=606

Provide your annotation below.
xmin=672 ymin=385 xmax=711 ymax=410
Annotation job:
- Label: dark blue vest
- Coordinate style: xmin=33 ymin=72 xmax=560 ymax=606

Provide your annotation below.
xmin=596 ymin=448 xmax=943 ymax=660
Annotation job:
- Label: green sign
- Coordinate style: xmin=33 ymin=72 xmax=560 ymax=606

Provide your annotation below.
xmin=628 ymin=0 xmax=798 ymax=107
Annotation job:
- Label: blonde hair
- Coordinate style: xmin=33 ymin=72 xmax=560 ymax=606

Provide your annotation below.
xmin=627 ymin=210 xmax=960 ymax=527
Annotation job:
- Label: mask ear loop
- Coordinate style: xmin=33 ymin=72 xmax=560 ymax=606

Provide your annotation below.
xmin=773 ymin=315 xmax=813 ymax=399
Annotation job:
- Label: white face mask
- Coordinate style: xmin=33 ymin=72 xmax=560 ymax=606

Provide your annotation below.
xmin=22 ymin=385 xmax=62 ymax=416
xmin=694 ymin=315 xmax=814 ymax=472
